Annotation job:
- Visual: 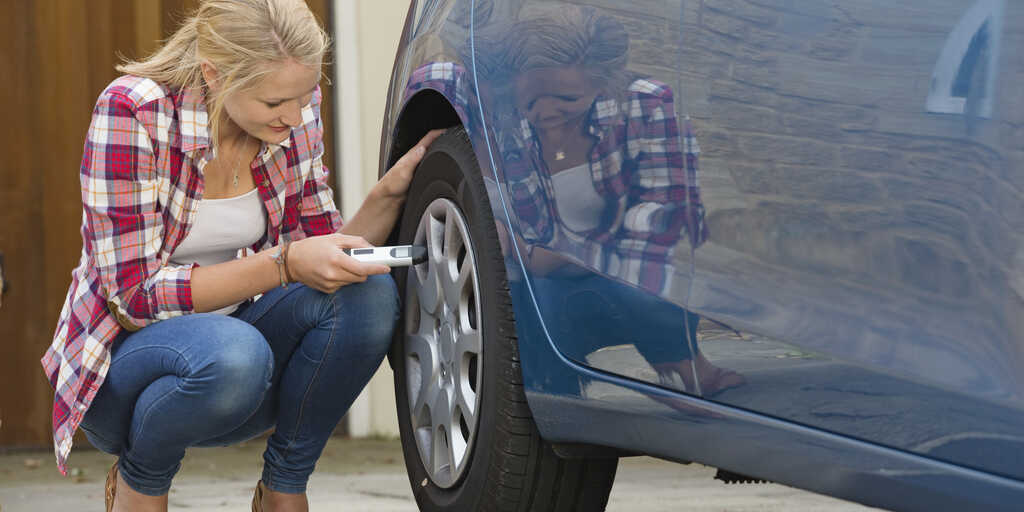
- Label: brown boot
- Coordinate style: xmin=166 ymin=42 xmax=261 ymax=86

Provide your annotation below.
xmin=252 ymin=480 xmax=267 ymax=512
xmin=105 ymin=462 xmax=118 ymax=512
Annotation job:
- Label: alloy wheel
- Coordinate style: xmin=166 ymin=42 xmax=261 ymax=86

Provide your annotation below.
xmin=404 ymin=198 xmax=483 ymax=488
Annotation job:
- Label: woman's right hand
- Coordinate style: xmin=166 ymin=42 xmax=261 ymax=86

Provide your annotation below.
xmin=286 ymin=234 xmax=391 ymax=293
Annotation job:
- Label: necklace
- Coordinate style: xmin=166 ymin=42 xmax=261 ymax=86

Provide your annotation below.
xmin=228 ymin=134 xmax=250 ymax=191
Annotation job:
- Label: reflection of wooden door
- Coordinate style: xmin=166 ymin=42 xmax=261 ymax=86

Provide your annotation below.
xmin=0 ymin=0 xmax=334 ymax=449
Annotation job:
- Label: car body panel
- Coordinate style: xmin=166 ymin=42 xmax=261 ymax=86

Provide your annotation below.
xmin=679 ymin=0 xmax=1024 ymax=482
xmin=519 ymin=315 xmax=1024 ymax=512
xmin=380 ymin=0 xmax=1024 ymax=508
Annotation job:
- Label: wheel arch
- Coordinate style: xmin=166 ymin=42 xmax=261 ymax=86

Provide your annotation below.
xmin=381 ymin=89 xmax=464 ymax=177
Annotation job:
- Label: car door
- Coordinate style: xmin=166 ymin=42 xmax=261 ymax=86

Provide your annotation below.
xmin=684 ymin=0 xmax=1024 ymax=480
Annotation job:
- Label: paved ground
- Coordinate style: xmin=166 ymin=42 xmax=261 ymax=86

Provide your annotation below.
xmin=0 ymin=437 xmax=878 ymax=511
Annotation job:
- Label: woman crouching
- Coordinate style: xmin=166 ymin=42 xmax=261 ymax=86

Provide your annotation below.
xmin=40 ymin=1 xmax=441 ymax=510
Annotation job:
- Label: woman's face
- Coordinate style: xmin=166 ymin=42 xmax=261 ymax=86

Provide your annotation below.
xmin=514 ymin=66 xmax=600 ymax=131
xmin=215 ymin=59 xmax=321 ymax=144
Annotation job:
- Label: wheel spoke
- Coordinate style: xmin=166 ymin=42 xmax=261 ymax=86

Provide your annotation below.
xmin=438 ymin=218 xmax=460 ymax=306
xmin=447 ymin=424 xmax=460 ymax=477
xmin=427 ymin=211 xmax=446 ymax=268
xmin=456 ymin=374 xmax=477 ymax=429
xmin=418 ymin=213 xmax=447 ymax=314
xmin=409 ymin=263 xmax=440 ymax=319
xmin=452 ymin=419 xmax=468 ymax=471
xmin=455 ymin=255 xmax=474 ymax=292
xmin=431 ymin=425 xmax=446 ymax=476
xmin=443 ymin=247 xmax=476 ymax=326
xmin=412 ymin=382 xmax=440 ymax=430
xmin=407 ymin=334 xmax=439 ymax=428
xmin=430 ymin=393 xmax=453 ymax=476
xmin=431 ymin=387 xmax=453 ymax=433
xmin=455 ymin=336 xmax=478 ymax=431
xmin=456 ymin=264 xmax=478 ymax=329
xmin=443 ymin=205 xmax=460 ymax=265
xmin=408 ymin=334 xmax=437 ymax=379
xmin=456 ymin=329 xmax=481 ymax=360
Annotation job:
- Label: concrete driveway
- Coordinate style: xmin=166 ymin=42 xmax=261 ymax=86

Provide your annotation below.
xmin=0 ymin=437 xmax=878 ymax=511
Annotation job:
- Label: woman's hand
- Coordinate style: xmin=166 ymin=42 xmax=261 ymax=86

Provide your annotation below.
xmin=376 ymin=129 xmax=446 ymax=199
xmin=287 ymin=234 xmax=391 ymax=293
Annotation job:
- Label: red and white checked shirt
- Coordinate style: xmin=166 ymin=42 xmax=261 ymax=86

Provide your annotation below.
xmin=41 ymin=75 xmax=343 ymax=475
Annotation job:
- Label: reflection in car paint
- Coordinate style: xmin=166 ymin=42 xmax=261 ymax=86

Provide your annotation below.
xmin=686 ymin=0 xmax=1024 ymax=481
xmin=926 ymin=0 xmax=1005 ymax=120
xmin=466 ymin=4 xmax=746 ymax=399
xmin=696 ymin=313 xmax=1024 ymax=479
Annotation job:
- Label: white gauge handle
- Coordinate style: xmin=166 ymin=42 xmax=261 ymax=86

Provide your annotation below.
xmin=343 ymin=245 xmax=427 ymax=267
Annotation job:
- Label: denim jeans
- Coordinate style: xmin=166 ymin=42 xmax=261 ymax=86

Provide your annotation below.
xmin=79 ymin=274 xmax=399 ymax=496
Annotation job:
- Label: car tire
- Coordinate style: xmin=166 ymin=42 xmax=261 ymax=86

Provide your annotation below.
xmin=391 ymin=126 xmax=619 ymax=511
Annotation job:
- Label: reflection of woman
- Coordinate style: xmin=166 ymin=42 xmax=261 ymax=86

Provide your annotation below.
xmin=40 ymin=2 xmax=440 ymax=510
xmin=476 ymin=5 xmax=742 ymax=396
xmin=477 ymin=5 xmax=706 ymax=290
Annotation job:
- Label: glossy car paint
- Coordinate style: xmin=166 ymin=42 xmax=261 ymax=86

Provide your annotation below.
xmin=380 ymin=0 xmax=1024 ymax=509
xmin=681 ymin=0 xmax=1024 ymax=482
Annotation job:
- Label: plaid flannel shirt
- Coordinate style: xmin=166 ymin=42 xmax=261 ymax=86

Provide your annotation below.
xmin=41 ymin=75 xmax=342 ymax=475
xmin=499 ymin=79 xmax=708 ymax=295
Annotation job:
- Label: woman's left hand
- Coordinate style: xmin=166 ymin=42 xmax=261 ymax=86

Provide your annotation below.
xmin=377 ymin=129 xmax=446 ymax=199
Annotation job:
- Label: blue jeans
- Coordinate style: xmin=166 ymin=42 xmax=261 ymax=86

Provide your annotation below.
xmin=79 ymin=275 xmax=399 ymax=496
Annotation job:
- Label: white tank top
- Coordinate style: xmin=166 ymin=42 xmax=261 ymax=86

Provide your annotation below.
xmin=551 ymin=163 xmax=607 ymax=232
xmin=170 ymin=188 xmax=266 ymax=315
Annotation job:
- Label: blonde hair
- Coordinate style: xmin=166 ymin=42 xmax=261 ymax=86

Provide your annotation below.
xmin=118 ymin=0 xmax=330 ymax=144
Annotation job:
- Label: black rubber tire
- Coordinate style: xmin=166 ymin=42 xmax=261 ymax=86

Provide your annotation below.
xmin=391 ymin=127 xmax=619 ymax=512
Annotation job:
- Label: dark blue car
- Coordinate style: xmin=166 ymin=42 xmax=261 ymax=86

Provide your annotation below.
xmin=378 ymin=1 xmax=1024 ymax=510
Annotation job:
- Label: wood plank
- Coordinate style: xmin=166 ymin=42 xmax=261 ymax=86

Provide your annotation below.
xmin=162 ymin=0 xmax=199 ymax=39
xmin=136 ymin=0 xmax=164 ymax=58
xmin=42 ymin=0 xmax=107 ymax=451
xmin=0 ymin=0 xmax=48 ymax=448
xmin=307 ymin=0 xmax=338 ymax=202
